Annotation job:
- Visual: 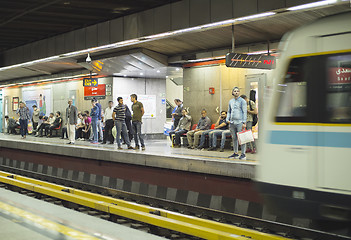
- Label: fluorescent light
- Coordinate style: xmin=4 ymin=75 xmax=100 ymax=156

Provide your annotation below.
xmin=139 ymin=72 xmax=143 ymax=76
xmin=0 ymin=10 xmax=276 ymax=74
xmin=287 ymin=0 xmax=337 ymax=11
xmin=236 ymin=12 xmax=276 ymax=22
xmin=156 ymin=70 xmax=160 ymax=73
xmin=199 ymin=19 xmax=236 ymax=29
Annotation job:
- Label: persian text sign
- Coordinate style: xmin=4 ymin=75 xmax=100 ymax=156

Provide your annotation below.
xmin=84 ymin=84 xmax=106 ymax=100
xmin=83 ymin=78 xmax=98 ymax=87
xmin=225 ymin=53 xmax=276 ymax=69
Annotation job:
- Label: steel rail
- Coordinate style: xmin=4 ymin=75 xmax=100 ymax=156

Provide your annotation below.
xmin=0 ymin=170 xmax=290 ymax=240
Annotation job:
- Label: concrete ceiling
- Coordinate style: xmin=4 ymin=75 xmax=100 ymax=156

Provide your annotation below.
xmin=0 ymin=0 xmax=180 ymax=52
xmin=0 ymin=2 xmax=350 ymax=84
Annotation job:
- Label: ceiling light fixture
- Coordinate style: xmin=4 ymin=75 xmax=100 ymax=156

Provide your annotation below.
xmin=235 ymin=12 xmax=276 ymax=22
xmin=287 ymin=0 xmax=337 ymax=11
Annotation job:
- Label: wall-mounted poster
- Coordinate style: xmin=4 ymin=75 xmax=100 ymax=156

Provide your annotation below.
xmin=119 ymin=95 xmax=156 ymax=119
xmin=12 ymin=97 xmax=19 ymax=111
xmin=22 ymin=88 xmax=52 ymax=118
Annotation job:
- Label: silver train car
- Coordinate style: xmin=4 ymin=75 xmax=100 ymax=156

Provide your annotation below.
xmin=256 ymin=12 xmax=351 ymax=224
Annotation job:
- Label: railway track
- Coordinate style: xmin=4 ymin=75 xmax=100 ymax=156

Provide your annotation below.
xmin=0 ymin=166 xmax=349 ymax=240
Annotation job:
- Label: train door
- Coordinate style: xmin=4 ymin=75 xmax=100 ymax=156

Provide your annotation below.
xmin=245 ymin=73 xmax=266 ymax=139
xmin=317 ymin=48 xmax=351 ymax=192
xmin=0 ymin=90 xmax=3 ymax=132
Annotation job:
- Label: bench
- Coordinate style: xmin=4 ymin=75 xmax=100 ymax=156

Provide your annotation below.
xmin=51 ymin=123 xmax=62 ymax=137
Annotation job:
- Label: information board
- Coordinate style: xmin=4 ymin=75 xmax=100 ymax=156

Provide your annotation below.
xmin=84 ymin=84 xmax=106 ymax=100
xmin=83 ymin=78 xmax=98 ymax=87
xmin=118 ymin=95 xmax=156 ymax=119
xmin=226 ymin=53 xmax=276 ymax=69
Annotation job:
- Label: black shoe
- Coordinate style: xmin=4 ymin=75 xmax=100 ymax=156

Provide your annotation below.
xmin=219 ymin=148 xmax=224 ymax=152
xmin=101 ymin=142 xmax=106 ymax=144
xmin=208 ymin=147 xmax=216 ymax=151
xmin=135 ymin=145 xmax=140 ymax=150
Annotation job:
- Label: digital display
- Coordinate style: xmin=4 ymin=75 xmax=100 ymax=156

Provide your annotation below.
xmin=225 ymin=53 xmax=276 ymax=69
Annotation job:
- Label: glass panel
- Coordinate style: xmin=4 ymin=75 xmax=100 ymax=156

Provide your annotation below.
xmin=326 ymin=53 xmax=351 ymax=123
xmin=276 ymin=58 xmax=307 ymax=121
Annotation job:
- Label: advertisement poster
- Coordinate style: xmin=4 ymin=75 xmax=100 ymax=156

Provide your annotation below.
xmin=119 ymin=95 xmax=156 ymax=119
xmin=22 ymin=88 xmax=52 ymax=118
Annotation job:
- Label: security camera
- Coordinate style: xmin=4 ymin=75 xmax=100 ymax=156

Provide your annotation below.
xmin=86 ymin=53 xmax=92 ymax=63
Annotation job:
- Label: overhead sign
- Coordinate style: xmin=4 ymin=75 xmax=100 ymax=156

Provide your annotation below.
xmin=84 ymin=84 xmax=106 ymax=100
xmin=83 ymin=77 xmax=98 ymax=87
xmin=226 ymin=53 xmax=276 ymax=69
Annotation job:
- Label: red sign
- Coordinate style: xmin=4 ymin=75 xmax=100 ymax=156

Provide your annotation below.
xmin=328 ymin=67 xmax=351 ymax=84
xmin=84 ymin=84 xmax=106 ymax=97
xmin=209 ymin=87 xmax=215 ymax=94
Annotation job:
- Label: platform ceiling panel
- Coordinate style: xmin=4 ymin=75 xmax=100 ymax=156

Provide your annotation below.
xmin=0 ymin=0 xmax=180 ymax=52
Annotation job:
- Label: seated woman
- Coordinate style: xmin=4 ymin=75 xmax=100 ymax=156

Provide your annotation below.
xmin=75 ymin=113 xmax=85 ymax=139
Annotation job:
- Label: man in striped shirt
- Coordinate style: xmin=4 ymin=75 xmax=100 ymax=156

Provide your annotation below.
xmin=112 ymin=97 xmax=134 ymax=150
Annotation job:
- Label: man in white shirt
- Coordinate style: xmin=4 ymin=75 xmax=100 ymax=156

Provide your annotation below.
xmin=102 ymin=101 xmax=114 ymax=144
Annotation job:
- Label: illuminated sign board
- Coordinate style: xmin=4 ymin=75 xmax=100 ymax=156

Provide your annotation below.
xmin=225 ymin=53 xmax=276 ymax=69
xmin=84 ymin=84 xmax=106 ymax=100
xmin=83 ymin=77 xmax=98 ymax=87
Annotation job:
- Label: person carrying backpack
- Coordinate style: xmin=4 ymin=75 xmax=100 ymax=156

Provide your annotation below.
xmin=241 ymin=95 xmax=258 ymax=154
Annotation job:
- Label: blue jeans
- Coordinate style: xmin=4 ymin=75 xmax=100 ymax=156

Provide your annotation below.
xmin=19 ymin=119 xmax=28 ymax=137
xmin=132 ymin=121 xmax=144 ymax=147
xmin=229 ymin=123 xmax=246 ymax=154
xmin=115 ymin=121 xmax=131 ymax=147
xmin=198 ymin=129 xmax=214 ymax=148
xmin=209 ymin=130 xmax=231 ymax=149
xmin=91 ymin=118 xmax=99 ymax=142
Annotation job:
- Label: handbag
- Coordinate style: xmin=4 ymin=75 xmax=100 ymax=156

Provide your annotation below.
xmin=237 ymin=129 xmax=254 ymax=145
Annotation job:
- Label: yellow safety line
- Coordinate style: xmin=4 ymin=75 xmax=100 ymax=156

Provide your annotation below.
xmin=0 ymin=171 xmax=290 ymax=240
xmin=273 ymin=122 xmax=351 ymax=127
xmin=0 ymin=201 xmax=100 ymax=240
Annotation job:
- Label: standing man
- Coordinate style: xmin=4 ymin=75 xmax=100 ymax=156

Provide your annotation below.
xmin=32 ymin=105 xmax=40 ymax=131
xmin=90 ymin=100 xmax=99 ymax=144
xmin=66 ymin=99 xmax=78 ymax=144
xmin=130 ymin=94 xmax=145 ymax=150
xmin=113 ymin=97 xmax=134 ymax=150
xmin=103 ymin=101 xmax=115 ymax=144
xmin=172 ymin=99 xmax=183 ymax=130
xmin=92 ymin=98 xmax=103 ymax=142
xmin=227 ymin=87 xmax=247 ymax=160
xmin=16 ymin=101 xmax=30 ymax=139
xmin=241 ymin=95 xmax=257 ymax=154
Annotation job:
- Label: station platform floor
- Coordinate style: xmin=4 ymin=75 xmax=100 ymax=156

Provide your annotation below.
xmin=0 ymin=133 xmax=257 ymax=179
xmin=0 ymin=187 xmax=163 ymax=240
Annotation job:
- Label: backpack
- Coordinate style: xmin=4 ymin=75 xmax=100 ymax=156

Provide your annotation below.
xmin=249 ymin=100 xmax=258 ymax=126
xmin=125 ymin=105 xmax=132 ymax=120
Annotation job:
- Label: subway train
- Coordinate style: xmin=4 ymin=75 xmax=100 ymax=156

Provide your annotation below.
xmin=255 ymin=11 xmax=351 ymax=226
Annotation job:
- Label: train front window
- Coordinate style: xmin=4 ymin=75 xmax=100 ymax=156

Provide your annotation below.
xmin=276 ymin=58 xmax=307 ymax=122
xmin=326 ymin=53 xmax=351 ymax=123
